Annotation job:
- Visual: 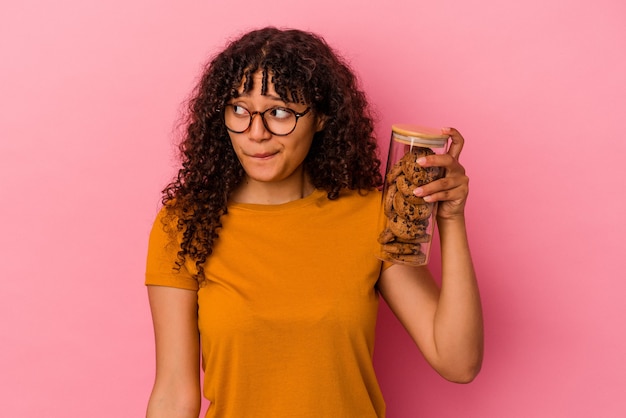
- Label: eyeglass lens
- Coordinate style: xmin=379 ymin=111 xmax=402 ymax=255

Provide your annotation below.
xmin=224 ymin=105 xmax=306 ymax=136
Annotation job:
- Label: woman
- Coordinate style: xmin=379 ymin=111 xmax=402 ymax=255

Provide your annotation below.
xmin=145 ymin=27 xmax=483 ymax=417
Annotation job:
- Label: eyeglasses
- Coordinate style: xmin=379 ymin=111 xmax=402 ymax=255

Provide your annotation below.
xmin=224 ymin=104 xmax=311 ymax=136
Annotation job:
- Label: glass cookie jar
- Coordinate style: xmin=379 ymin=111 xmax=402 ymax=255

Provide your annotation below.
xmin=376 ymin=124 xmax=449 ymax=266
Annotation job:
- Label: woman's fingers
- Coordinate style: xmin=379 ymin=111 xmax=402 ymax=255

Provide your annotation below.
xmin=443 ymin=127 xmax=464 ymax=161
xmin=410 ymin=128 xmax=469 ymax=207
xmin=413 ymin=174 xmax=469 ymax=203
xmin=416 ymin=152 xmax=465 ymax=176
xmin=413 ymin=147 xmax=468 ymax=206
xmin=409 ymin=127 xmax=469 ymax=217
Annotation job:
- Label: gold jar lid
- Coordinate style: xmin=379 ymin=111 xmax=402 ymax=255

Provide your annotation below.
xmin=391 ymin=124 xmax=448 ymax=148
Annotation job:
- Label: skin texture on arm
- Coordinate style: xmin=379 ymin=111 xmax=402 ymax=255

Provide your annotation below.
xmin=377 ymin=128 xmax=484 ymax=383
xmin=146 ymin=286 xmax=201 ymax=418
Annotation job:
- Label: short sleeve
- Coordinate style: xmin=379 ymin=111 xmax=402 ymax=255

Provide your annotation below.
xmin=145 ymin=207 xmax=199 ymax=291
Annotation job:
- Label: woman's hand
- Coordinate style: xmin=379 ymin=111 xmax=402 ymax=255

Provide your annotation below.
xmin=412 ymin=127 xmax=469 ymax=221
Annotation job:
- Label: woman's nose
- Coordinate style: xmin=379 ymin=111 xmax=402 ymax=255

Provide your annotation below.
xmin=247 ymin=113 xmax=272 ymax=141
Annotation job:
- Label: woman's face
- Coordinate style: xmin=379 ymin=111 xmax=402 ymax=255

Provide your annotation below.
xmin=226 ymin=71 xmax=323 ymax=185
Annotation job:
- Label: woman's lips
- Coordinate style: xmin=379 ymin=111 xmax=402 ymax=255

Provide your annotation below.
xmin=249 ymin=151 xmax=278 ymax=159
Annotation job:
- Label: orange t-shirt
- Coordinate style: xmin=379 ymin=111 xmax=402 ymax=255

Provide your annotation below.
xmin=146 ymin=188 xmax=387 ymax=417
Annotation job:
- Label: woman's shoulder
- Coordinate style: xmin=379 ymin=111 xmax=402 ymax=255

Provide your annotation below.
xmin=147 ymin=200 xmax=190 ymax=254
xmin=146 ymin=201 xmax=199 ymax=290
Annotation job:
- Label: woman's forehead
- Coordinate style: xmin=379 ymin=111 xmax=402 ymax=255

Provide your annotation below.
xmin=238 ymin=70 xmax=274 ymax=93
xmin=235 ymin=68 xmax=303 ymax=103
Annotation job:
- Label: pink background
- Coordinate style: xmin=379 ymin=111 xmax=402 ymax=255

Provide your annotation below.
xmin=1 ymin=0 xmax=625 ymax=417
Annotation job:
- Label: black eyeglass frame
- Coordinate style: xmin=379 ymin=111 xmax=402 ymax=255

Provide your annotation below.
xmin=224 ymin=104 xmax=312 ymax=136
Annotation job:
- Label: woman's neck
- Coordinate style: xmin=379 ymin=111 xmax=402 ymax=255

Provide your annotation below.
xmin=230 ymin=170 xmax=315 ymax=205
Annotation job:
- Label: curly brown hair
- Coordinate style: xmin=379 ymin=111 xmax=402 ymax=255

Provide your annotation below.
xmin=162 ymin=27 xmax=383 ymax=283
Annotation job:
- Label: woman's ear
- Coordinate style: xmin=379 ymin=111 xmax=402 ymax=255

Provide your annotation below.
xmin=315 ymin=115 xmax=326 ymax=132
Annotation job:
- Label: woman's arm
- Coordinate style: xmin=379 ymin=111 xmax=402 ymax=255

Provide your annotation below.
xmin=146 ymin=286 xmax=201 ymax=418
xmin=377 ymin=127 xmax=483 ymax=383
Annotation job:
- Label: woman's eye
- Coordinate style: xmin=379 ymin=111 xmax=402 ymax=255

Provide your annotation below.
xmin=232 ymin=105 xmax=248 ymax=116
xmin=269 ymin=107 xmax=293 ymax=120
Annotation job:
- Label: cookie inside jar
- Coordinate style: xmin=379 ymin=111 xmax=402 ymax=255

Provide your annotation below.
xmin=376 ymin=125 xmax=449 ymax=266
